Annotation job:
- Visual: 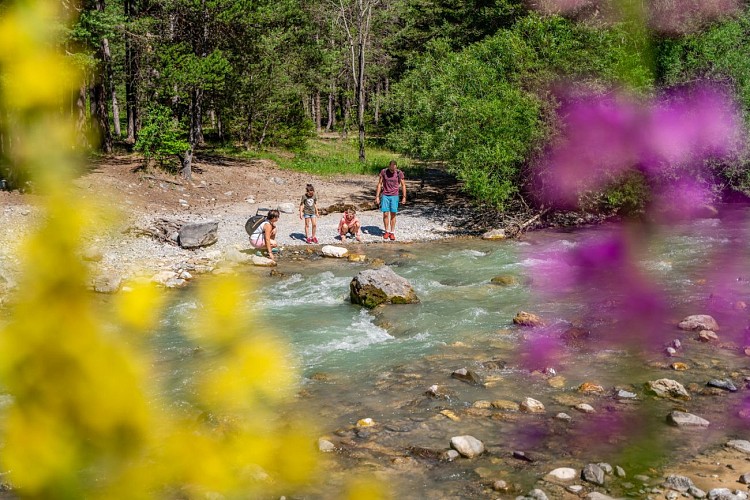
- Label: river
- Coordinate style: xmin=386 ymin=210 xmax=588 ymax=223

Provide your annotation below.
xmin=152 ymin=205 xmax=750 ymax=498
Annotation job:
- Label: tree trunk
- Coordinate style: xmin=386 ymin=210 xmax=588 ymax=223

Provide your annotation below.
xmin=125 ymin=0 xmax=138 ymax=143
xmin=356 ymin=42 xmax=366 ymax=162
xmin=194 ymin=89 xmax=204 ymax=146
xmin=326 ymin=90 xmax=334 ymax=132
xmin=103 ymin=37 xmax=121 ymax=138
xmin=314 ymin=91 xmax=322 ymax=133
xmin=76 ymin=84 xmax=89 ymax=148
xmin=374 ymin=79 xmax=381 ymax=125
xmin=92 ymin=80 xmax=113 ymax=153
xmin=181 ymin=88 xmax=201 ymax=180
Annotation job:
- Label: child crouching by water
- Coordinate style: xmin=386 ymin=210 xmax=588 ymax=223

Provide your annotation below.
xmin=338 ymin=208 xmax=362 ymax=241
xmin=249 ymin=209 xmax=280 ymax=261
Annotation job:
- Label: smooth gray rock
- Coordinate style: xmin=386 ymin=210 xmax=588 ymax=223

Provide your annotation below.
xmin=663 ymin=474 xmax=695 ymax=492
xmin=450 ymin=435 xmax=484 ymax=458
xmin=615 ymin=465 xmax=626 ymax=477
xmin=516 ymin=489 xmax=548 ymax=500
xmin=707 ymin=379 xmax=738 ymax=392
xmin=708 ymin=488 xmax=747 ymax=499
xmin=451 ymin=368 xmax=483 ymax=385
xmin=667 ymin=411 xmax=710 ymax=428
xmin=616 ymin=389 xmax=637 ymax=400
xmin=318 ymin=438 xmax=335 ymax=452
xmin=276 ymin=202 xmax=295 ymax=213
xmin=178 ymin=221 xmax=218 ymax=248
xmin=726 ymin=440 xmax=750 ymax=454
xmin=91 ymin=273 xmax=122 ymax=294
xmin=581 ymin=463 xmax=605 ymax=485
xmin=678 ymin=314 xmax=719 ymax=331
xmin=689 ymin=486 xmax=707 ymax=498
xmin=350 ymin=266 xmax=419 ymax=308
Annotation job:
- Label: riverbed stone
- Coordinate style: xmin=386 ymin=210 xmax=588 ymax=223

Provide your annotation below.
xmin=350 ymin=266 xmax=419 ymax=308
xmin=646 ymin=378 xmax=691 ymax=399
xmin=491 ymin=399 xmax=520 ymax=411
xmin=581 ymin=463 xmax=605 ymax=485
xmin=491 ymin=275 xmax=517 ymax=286
xmin=671 ymin=362 xmax=689 ymax=371
xmin=555 ymin=412 xmax=572 ymax=421
xmin=707 ymin=379 xmax=738 ymax=392
xmin=450 ymin=435 xmax=484 ymax=458
xmin=697 ymin=330 xmax=719 ymax=342
xmin=451 ymin=368 xmax=483 ymax=385
xmin=441 ymin=449 xmax=460 ymax=461
xmin=482 ymin=228 xmax=506 ymax=240
xmin=178 ymin=221 xmax=218 ymax=248
xmin=726 ymin=440 xmax=750 ymax=454
xmin=579 ymin=382 xmax=605 ymax=393
xmin=708 ymin=488 xmax=747 ymax=500
xmin=678 ymin=314 xmax=719 ymax=331
xmin=574 ymin=403 xmax=595 ymax=413
xmin=547 ymin=467 xmax=577 ymax=481
xmin=663 ymin=474 xmax=695 ymax=492
xmin=321 ymin=245 xmax=348 ymax=258
xmin=739 ymin=473 xmax=750 ymax=485
xmin=276 ymin=202 xmax=295 ymax=213
xmin=689 ymin=486 xmax=707 ymax=498
xmin=519 ymin=489 xmax=549 ymax=500
xmin=520 ymin=397 xmax=545 ymax=413
xmin=318 ymin=438 xmax=335 ymax=452
xmin=513 ymin=311 xmax=545 ymax=327
xmin=91 ymin=272 xmax=122 ymax=294
xmin=667 ymin=411 xmax=710 ymax=427
xmin=251 ymin=255 xmax=276 ymax=267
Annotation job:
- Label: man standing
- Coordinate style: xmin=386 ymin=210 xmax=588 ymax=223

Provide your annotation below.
xmin=375 ymin=160 xmax=407 ymax=240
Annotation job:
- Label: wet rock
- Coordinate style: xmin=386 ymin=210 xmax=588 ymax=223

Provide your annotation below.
xmin=698 ymin=330 xmax=719 ymax=342
xmin=407 ymin=446 xmax=444 ymax=460
xmin=615 ymin=389 xmax=637 ymax=400
xmin=667 ymin=411 xmax=710 ymax=428
xmin=663 ymin=474 xmax=695 ymax=492
xmin=579 ymin=382 xmax=605 ymax=394
xmin=425 ymin=384 xmax=454 ymax=400
xmin=450 ymin=435 xmax=484 ymax=458
xmin=517 ymin=489 xmax=549 ymax=500
xmin=665 ymin=347 xmax=678 ymax=357
xmin=547 ymin=375 xmax=566 ymax=388
xmin=513 ymin=450 xmax=534 ymax=462
xmin=547 ymin=467 xmax=577 ymax=481
xmin=520 ymin=397 xmax=545 ymax=413
xmin=513 ymin=311 xmax=545 ymax=327
xmin=318 ymin=438 xmax=336 ymax=452
xmin=178 ymin=221 xmax=218 ymax=248
xmin=347 ymin=253 xmax=366 ymax=263
xmin=678 ymin=314 xmax=719 ymax=331
xmin=481 ymin=358 xmax=507 ymax=370
xmin=491 ymin=275 xmax=517 ymax=286
xmin=561 ymin=327 xmax=590 ymax=344
xmin=672 ymin=339 xmax=682 ymax=349
xmin=356 ymin=418 xmax=375 ymax=427
xmin=492 ymin=400 xmax=520 ymax=411
xmin=91 ymin=273 xmax=122 ymax=294
xmin=473 ymin=400 xmax=491 ymax=409
xmin=441 ymin=449 xmax=460 ymax=461
xmin=646 ymin=378 xmax=691 ymax=400
xmin=492 ymin=479 xmax=508 ymax=491
xmin=555 ymin=412 xmax=572 ymax=421
xmin=251 ymin=255 xmax=276 ymax=267
xmin=451 ymin=368 xmax=483 ymax=385
xmin=321 ymin=245 xmax=348 ymax=258
xmin=439 ymin=409 xmax=461 ymax=422
xmin=671 ymin=362 xmax=689 ymax=371
xmin=707 ymin=379 xmax=738 ymax=392
xmin=482 ymin=228 xmax=506 ymax=240
xmin=574 ymin=403 xmax=595 ymax=414
xmin=581 ymin=463 xmax=605 ymax=485
xmin=350 ymin=266 xmax=419 ymax=308
xmin=726 ymin=440 xmax=750 ymax=454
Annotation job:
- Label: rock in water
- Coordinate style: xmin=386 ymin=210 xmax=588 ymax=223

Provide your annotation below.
xmin=513 ymin=311 xmax=545 ymax=327
xmin=646 ymin=378 xmax=691 ymax=400
xmin=321 ymin=245 xmax=348 ymax=258
xmin=178 ymin=221 xmax=218 ymax=248
xmin=350 ymin=266 xmax=419 ymax=308
xmin=449 ymin=435 xmax=484 ymax=458
xmin=678 ymin=314 xmax=719 ymax=331
xmin=581 ymin=463 xmax=605 ymax=485
xmin=667 ymin=411 xmax=710 ymax=428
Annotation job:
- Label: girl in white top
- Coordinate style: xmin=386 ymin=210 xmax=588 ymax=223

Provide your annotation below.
xmin=250 ymin=209 xmax=280 ymax=261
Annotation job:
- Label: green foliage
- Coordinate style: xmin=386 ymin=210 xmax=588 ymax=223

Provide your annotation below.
xmin=586 ymin=171 xmax=651 ymax=216
xmin=387 ymin=15 xmax=652 ymax=209
xmin=134 ymin=105 xmax=190 ymax=169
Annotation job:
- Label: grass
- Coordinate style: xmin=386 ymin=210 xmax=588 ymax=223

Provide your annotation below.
xmin=215 ymin=136 xmax=415 ymax=177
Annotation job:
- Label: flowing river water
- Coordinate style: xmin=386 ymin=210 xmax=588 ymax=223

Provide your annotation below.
xmin=152 ymin=206 xmax=750 ymax=498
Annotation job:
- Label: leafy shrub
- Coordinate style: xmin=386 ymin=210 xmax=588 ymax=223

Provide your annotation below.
xmin=134 ymin=105 xmax=190 ymax=170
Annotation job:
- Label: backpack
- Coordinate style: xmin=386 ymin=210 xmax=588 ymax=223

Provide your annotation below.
xmin=245 ymin=212 xmax=267 ymax=236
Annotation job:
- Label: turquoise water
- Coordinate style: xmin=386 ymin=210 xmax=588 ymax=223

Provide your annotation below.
xmin=151 ymin=207 xmax=750 ymax=496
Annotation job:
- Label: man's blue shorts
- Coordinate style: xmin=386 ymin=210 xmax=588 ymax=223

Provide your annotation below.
xmin=380 ymin=195 xmax=399 ymax=213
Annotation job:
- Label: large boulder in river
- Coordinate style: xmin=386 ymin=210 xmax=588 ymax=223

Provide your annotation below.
xmin=178 ymin=221 xmax=218 ymax=248
xmin=350 ymin=266 xmax=419 ymax=308
xmin=678 ymin=314 xmax=719 ymax=331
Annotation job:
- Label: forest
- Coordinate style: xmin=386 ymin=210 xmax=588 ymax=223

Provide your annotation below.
xmin=1 ymin=0 xmax=749 ymax=213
